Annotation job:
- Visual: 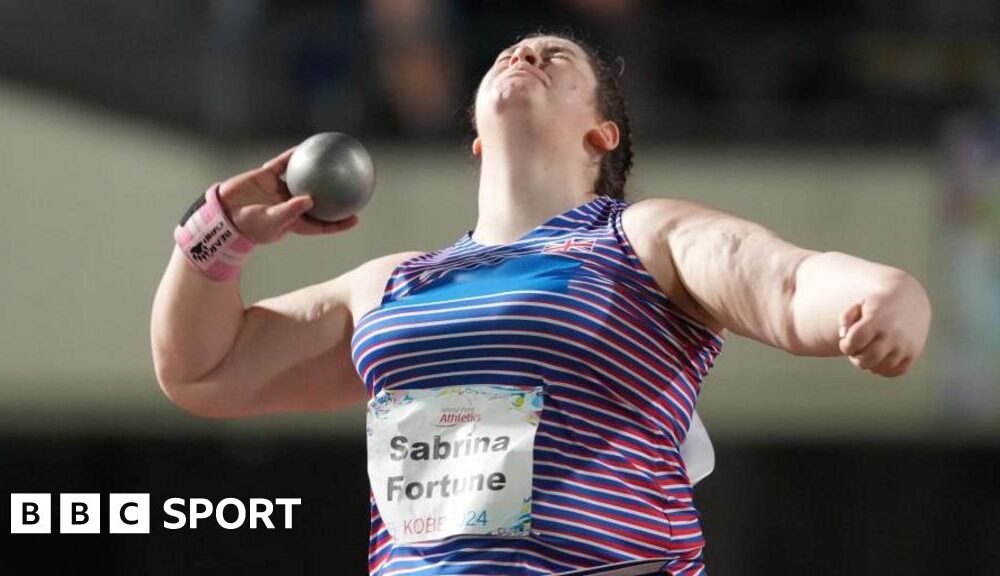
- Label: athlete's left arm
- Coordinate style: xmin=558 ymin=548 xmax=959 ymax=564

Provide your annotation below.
xmin=635 ymin=198 xmax=932 ymax=377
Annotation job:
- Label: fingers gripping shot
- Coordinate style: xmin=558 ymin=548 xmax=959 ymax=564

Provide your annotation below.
xmin=151 ymin=31 xmax=932 ymax=576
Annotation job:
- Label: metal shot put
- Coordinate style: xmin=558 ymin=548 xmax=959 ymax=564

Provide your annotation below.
xmin=285 ymin=132 xmax=375 ymax=223
xmin=154 ymin=32 xmax=933 ymax=576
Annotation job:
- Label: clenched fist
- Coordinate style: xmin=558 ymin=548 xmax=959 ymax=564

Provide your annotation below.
xmin=838 ymin=273 xmax=931 ymax=377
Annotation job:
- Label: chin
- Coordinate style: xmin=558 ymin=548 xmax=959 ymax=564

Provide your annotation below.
xmin=493 ymin=83 xmax=543 ymax=111
xmin=475 ymin=87 xmax=548 ymax=133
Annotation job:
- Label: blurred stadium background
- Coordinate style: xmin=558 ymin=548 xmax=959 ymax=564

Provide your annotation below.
xmin=1 ymin=1 xmax=998 ymax=574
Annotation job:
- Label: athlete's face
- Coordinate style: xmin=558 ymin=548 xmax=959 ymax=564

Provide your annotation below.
xmin=473 ymin=36 xmax=604 ymax=145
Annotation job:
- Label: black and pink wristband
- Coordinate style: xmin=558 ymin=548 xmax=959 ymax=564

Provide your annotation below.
xmin=173 ymin=184 xmax=254 ymax=281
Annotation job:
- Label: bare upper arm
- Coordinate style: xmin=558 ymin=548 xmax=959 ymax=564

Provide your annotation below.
xmin=623 ymin=198 xmax=814 ymax=349
xmin=623 ymin=200 xmax=723 ymax=333
xmin=177 ymin=250 xmax=424 ymax=418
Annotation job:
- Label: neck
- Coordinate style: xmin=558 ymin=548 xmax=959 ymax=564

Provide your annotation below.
xmin=472 ymin=126 xmax=597 ymax=246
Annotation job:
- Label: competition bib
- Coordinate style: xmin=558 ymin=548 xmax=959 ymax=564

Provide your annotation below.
xmin=366 ymin=385 xmax=544 ymax=544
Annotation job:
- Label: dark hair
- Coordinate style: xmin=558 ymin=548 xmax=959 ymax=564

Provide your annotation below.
xmin=468 ymin=31 xmax=633 ymax=201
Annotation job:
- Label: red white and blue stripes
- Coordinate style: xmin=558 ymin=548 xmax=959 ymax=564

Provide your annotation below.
xmin=351 ymin=195 xmax=723 ymax=575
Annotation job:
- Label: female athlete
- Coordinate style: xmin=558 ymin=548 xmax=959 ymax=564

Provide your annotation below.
xmin=152 ymin=33 xmax=932 ymax=576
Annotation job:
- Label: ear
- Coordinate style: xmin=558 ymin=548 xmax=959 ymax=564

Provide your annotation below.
xmin=472 ymin=137 xmax=482 ymax=156
xmin=585 ymin=121 xmax=620 ymax=153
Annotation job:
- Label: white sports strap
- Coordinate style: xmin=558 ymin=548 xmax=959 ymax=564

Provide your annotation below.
xmin=680 ymin=409 xmax=715 ymax=485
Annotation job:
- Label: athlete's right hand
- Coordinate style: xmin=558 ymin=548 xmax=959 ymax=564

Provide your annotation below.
xmin=217 ymin=147 xmax=359 ymax=244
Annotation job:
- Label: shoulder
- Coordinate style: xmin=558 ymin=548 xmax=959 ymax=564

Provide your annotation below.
xmin=355 ymin=251 xmax=427 ymax=276
xmin=347 ymin=250 xmax=427 ymax=293
xmin=621 ymin=197 xmax=719 ymax=233
xmin=620 ymin=197 xmax=725 ymax=333
xmin=344 ymin=250 xmax=427 ymax=322
xmin=620 ymin=196 xmax=718 ymax=253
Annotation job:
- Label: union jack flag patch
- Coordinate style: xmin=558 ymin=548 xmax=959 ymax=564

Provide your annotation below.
xmin=542 ymin=237 xmax=597 ymax=253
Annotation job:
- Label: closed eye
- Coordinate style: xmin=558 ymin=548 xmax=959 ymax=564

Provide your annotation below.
xmin=542 ymin=48 xmax=571 ymax=63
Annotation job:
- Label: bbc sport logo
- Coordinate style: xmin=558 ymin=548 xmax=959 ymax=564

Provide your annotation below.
xmin=10 ymin=493 xmax=301 ymax=534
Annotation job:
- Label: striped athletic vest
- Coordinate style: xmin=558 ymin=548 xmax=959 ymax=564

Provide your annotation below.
xmin=350 ymin=195 xmax=724 ymax=575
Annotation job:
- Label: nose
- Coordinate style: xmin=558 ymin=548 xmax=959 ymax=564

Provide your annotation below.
xmin=509 ymin=44 xmax=538 ymax=67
